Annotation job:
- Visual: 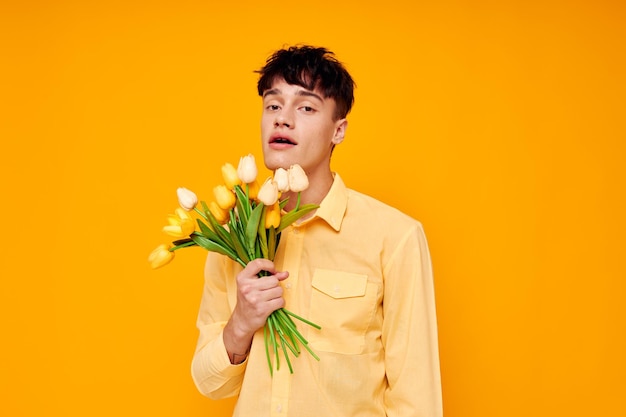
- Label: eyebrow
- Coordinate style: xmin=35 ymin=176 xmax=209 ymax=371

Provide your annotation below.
xmin=263 ymin=88 xmax=324 ymax=102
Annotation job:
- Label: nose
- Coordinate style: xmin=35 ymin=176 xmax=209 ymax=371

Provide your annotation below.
xmin=274 ymin=109 xmax=293 ymax=128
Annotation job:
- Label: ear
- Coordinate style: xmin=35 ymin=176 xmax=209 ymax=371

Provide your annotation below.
xmin=332 ymin=119 xmax=348 ymax=145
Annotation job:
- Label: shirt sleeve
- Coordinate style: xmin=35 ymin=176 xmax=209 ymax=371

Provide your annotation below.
xmin=382 ymin=222 xmax=443 ymax=417
xmin=191 ymin=252 xmax=247 ymax=399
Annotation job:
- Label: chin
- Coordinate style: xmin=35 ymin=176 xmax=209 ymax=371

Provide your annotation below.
xmin=263 ymin=153 xmax=295 ymax=171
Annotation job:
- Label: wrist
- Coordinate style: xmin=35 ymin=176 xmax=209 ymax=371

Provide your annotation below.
xmin=227 ymin=346 xmax=250 ymax=365
xmin=223 ymin=318 xmax=254 ymax=364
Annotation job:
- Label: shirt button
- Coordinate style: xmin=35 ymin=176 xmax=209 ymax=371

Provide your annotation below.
xmin=285 ymin=283 xmax=292 ymax=289
xmin=292 ymin=228 xmax=299 ymax=235
xmin=276 ymin=404 xmax=282 ymax=413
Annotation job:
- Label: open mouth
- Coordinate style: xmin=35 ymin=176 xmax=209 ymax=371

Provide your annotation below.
xmin=270 ymin=136 xmax=296 ymax=145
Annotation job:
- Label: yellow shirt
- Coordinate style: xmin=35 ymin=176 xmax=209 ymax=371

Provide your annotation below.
xmin=192 ymin=174 xmax=443 ymax=417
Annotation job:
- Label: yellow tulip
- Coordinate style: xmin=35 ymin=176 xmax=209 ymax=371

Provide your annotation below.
xmin=288 ymin=164 xmax=309 ymax=192
xmin=257 ymin=177 xmax=279 ymax=206
xmin=265 ymin=202 xmax=281 ymax=229
xmin=221 ymin=163 xmax=241 ymax=190
xmin=273 ymin=167 xmax=290 ymax=192
xmin=148 ymin=244 xmax=175 ymax=269
xmin=208 ymin=201 xmax=229 ymax=224
xmin=163 ymin=208 xmax=195 ymax=237
xmin=237 ymin=153 xmax=258 ymax=183
xmin=246 ymin=179 xmax=260 ymax=200
xmin=176 ymin=187 xmax=198 ymax=211
xmin=213 ymin=184 xmax=236 ymax=210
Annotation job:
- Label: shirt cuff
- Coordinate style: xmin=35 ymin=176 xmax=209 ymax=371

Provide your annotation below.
xmin=211 ymin=329 xmax=247 ymax=376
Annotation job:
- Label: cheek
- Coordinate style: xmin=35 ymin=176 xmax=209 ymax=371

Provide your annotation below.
xmin=260 ymin=115 xmax=272 ymax=136
xmin=317 ymin=124 xmax=339 ymax=145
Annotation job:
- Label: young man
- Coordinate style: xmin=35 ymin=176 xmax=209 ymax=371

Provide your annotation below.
xmin=191 ymin=45 xmax=443 ymax=417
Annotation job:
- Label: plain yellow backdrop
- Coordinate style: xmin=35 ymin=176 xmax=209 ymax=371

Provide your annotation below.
xmin=1 ymin=1 xmax=624 ymax=416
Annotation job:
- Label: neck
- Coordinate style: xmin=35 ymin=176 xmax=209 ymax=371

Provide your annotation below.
xmin=282 ymin=170 xmax=334 ymax=212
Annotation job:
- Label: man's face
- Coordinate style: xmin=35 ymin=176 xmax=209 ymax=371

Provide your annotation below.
xmin=260 ymin=78 xmax=346 ymax=181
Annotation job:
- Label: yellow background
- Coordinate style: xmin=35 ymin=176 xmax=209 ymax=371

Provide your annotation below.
xmin=1 ymin=1 xmax=624 ymax=416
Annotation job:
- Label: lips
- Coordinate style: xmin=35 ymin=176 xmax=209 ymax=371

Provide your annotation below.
xmin=269 ymin=134 xmax=297 ymax=146
xmin=272 ymin=137 xmax=295 ymax=144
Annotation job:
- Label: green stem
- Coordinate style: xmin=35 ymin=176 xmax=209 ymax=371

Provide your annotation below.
xmin=295 ymin=192 xmax=301 ymax=211
xmin=170 ymin=241 xmax=197 ymax=251
xmin=274 ymin=310 xmax=301 ymax=354
xmin=269 ymin=314 xmax=299 ymax=374
xmin=273 ymin=317 xmax=300 ymax=357
xmin=283 ymin=308 xmax=322 ymax=330
xmin=194 ymin=207 xmax=208 ymax=220
xmin=264 ymin=323 xmax=273 ymax=377
xmin=268 ymin=315 xmax=279 ymax=371
xmin=278 ymin=332 xmax=294 ymax=374
xmin=297 ymin=337 xmax=320 ymax=361
xmin=275 ymin=311 xmax=320 ymax=361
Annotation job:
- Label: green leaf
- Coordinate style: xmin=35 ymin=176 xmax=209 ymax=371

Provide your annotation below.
xmin=277 ymin=204 xmax=319 ymax=232
xmin=170 ymin=239 xmax=197 ymax=251
xmin=245 ymin=203 xmax=264 ymax=252
xmin=234 ymin=185 xmax=251 ymax=220
xmin=228 ymin=208 xmax=240 ymax=232
xmin=228 ymin=215 xmax=253 ymax=261
xmin=230 ymin=227 xmax=251 ymax=264
xmin=257 ymin=206 xmax=268 ymax=259
xmin=171 ymin=238 xmax=193 ymax=246
xmin=206 ymin=211 xmax=234 ymax=248
xmin=197 ymin=218 xmax=212 ymax=235
xmin=190 ymin=234 xmax=244 ymax=267
xmin=268 ymin=226 xmax=277 ymax=260
xmin=201 ymin=200 xmax=210 ymax=219
xmin=197 ymin=218 xmax=231 ymax=251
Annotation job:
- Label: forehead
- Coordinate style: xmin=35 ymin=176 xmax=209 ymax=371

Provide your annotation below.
xmin=263 ymin=77 xmax=325 ymax=99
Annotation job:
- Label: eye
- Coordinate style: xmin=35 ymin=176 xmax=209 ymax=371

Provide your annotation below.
xmin=301 ymin=106 xmax=315 ymax=113
xmin=266 ymin=104 xmax=280 ymax=111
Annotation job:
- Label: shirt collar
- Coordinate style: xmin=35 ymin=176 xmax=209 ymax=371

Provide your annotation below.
xmin=311 ymin=173 xmax=347 ymax=232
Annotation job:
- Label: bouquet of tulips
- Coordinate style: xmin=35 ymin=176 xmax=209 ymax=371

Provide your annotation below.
xmin=149 ymin=154 xmax=320 ymax=375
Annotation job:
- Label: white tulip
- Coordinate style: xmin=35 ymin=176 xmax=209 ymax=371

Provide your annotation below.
xmin=257 ymin=177 xmax=279 ymax=206
xmin=176 ymin=187 xmax=198 ymax=211
xmin=288 ymin=164 xmax=309 ymax=193
xmin=273 ymin=168 xmax=290 ymax=192
xmin=237 ymin=154 xmax=258 ymax=183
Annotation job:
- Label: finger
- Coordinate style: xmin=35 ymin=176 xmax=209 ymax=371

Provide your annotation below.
xmin=256 ymin=271 xmax=289 ymax=290
xmin=275 ymin=271 xmax=289 ymax=281
xmin=262 ymin=285 xmax=284 ymax=302
xmin=244 ymin=258 xmax=277 ymax=275
xmin=255 ymin=275 xmax=281 ymax=291
xmin=266 ymin=296 xmax=286 ymax=312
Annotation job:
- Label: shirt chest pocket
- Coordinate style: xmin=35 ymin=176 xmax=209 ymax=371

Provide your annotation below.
xmin=307 ymin=269 xmax=377 ymax=355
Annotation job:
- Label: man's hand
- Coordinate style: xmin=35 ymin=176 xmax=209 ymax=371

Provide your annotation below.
xmin=223 ymin=258 xmax=288 ymax=364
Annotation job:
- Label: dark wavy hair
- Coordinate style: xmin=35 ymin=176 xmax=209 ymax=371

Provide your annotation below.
xmin=256 ymin=45 xmax=355 ymax=120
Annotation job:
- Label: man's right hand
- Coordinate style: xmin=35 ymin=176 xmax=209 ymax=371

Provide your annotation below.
xmin=222 ymin=258 xmax=289 ymax=364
